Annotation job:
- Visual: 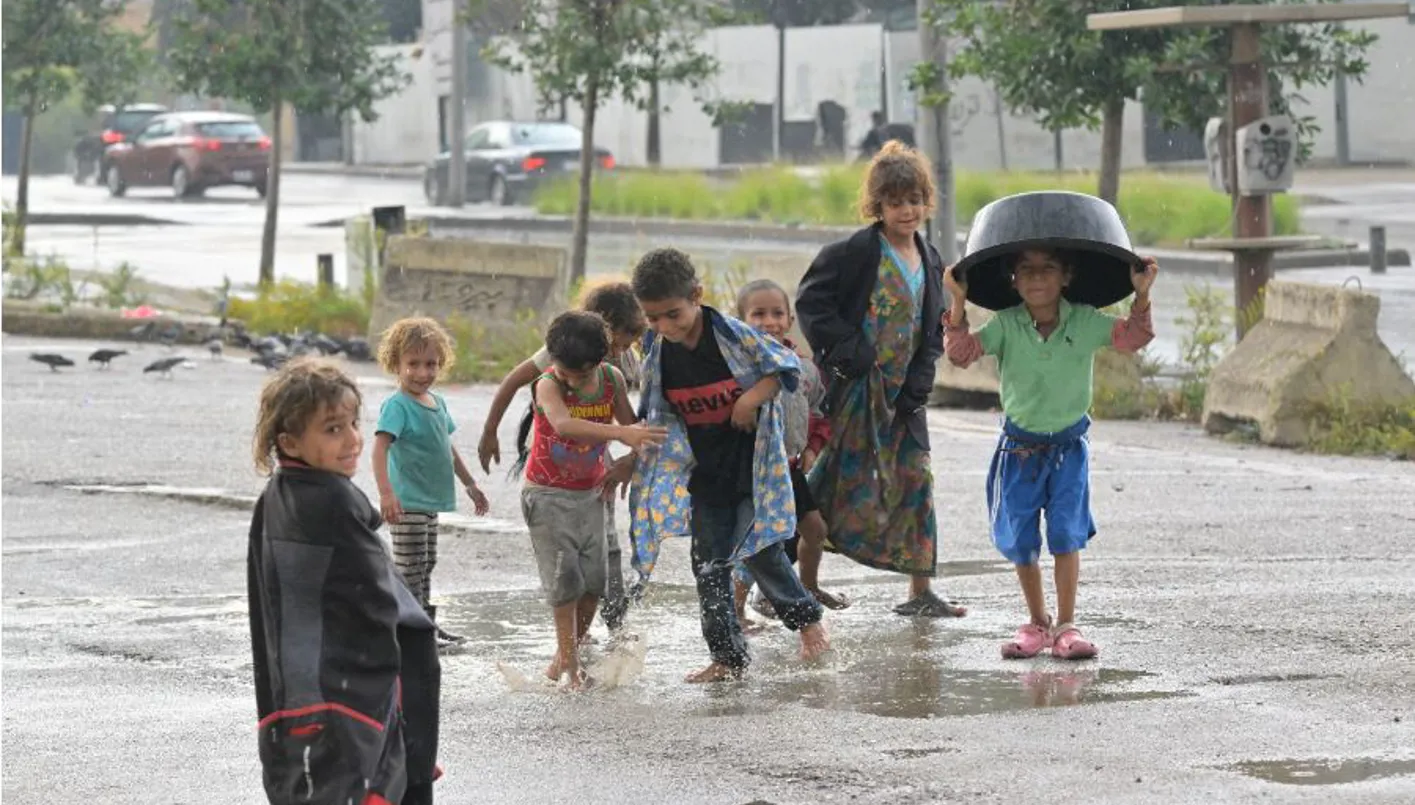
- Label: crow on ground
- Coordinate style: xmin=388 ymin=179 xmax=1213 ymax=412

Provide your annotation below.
xmin=31 ymin=353 xmax=75 ymax=372
xmin=143 ymin=356 xmax=187 ymax=378
xmin=206 ymin=338 xmax=224 ymax=360
xmin=251 ymin=352 xmax=289 ymax=371
xmin=89 ymin=349 xmax=128 ymax=369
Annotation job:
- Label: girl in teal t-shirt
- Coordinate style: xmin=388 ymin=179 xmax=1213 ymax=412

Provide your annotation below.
xmin=373 ymin=317 xmax=490 ymax=648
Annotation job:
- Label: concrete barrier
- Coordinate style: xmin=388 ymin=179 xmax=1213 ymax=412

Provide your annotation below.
xmin=367 ymin=235 xmax=568 ymax=345
xmin=1 ymin=300 xmax=217 ymax=343
xmin=1203 ymin=280 xmax=1415 ymax=446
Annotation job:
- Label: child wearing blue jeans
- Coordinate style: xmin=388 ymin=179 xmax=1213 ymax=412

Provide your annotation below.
xmin=943 ymin=249 xmax=1158 ymax=660
xmin=373 ymin=317 xmax=491 ymax=649
xmin=629 ymin=248 xmax=830 ymax=683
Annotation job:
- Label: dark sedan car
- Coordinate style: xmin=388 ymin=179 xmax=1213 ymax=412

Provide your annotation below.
xmin=73 ymin=103 xmax=168 ymax=185
xmin=423 ymin=121 xmax=613 ymax=206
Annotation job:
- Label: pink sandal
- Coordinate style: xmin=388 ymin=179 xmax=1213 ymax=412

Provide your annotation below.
xmin=1050 ymin=623 xmax=1098 ymax=660
xmin=1001 ymin=620 xmax=1052 ymax=659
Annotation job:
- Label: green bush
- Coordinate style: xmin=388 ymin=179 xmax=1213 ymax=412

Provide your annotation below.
xmin=534 ymin=166 xmax=1302 ymax=247
xmin=444 ymin=310 xmax=546 ymax=384
xmin=227 ymin=280 xmax=369 ymax=337
xmin=1305 ymin=390 xmax=1415 ymax=460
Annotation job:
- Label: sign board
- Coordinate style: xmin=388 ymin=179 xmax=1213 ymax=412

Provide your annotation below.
xmin=368 ymin=235 xmax=568 ymax=345
xmin=1236 ymin=114 xmax=1296 ymax=195
xmin=1203 ymin=116 xmax=1231 ymax=194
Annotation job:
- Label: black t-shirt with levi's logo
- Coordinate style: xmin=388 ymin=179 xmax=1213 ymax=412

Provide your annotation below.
xmin=660 ymin=309 xmax=755 ymax=506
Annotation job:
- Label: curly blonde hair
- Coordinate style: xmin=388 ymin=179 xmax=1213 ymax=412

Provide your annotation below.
xmin=252 ymin=358 xmax=362 ymax=475
xmin=376 ymin=316 xmax=456 ymax=376
xmin=857 ymin=140 xmax=937 ymax=222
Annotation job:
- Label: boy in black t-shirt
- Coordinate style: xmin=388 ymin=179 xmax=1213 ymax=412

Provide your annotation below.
xmin=631 ymin=248 xmax=828 ymax=683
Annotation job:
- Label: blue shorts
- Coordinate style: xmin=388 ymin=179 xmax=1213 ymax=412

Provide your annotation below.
xmin=986 ymin=416 xmax=1096 ymax=565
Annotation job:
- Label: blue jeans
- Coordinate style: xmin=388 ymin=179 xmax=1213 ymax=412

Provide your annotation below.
xmin=691 ymin=498 xmax=822 ymax=670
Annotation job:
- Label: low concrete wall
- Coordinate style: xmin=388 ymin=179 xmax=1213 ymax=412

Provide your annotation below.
xmin=1203 ymin=280 xmax=1415 ymax=446
xmin=367 ymin=235 xmax=569 ymax=345
xmin=1 ymin=301 xmax=217 ymax=343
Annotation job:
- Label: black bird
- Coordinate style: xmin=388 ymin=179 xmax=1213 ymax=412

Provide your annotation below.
xmin=128 ymin=322 xmax=157 ymax=342
xmin=251 ymin=352 xmax=289 ymax=371
xmin=342 ymin=337 xmax=372 ymax=362
xmin=253 ymin=336 xmax=284 ymax=356
xmin=311 ymin=334 xmax=342 ymax=356
xmin=158 ymin=324 xmax=182 ymax=349
xmin=143 ymin=356 xmax=187 ymax=378
xmin=89 ymin=349 xmax=128 ymax=369
xmin=31 ymin=353 xmax=75 ymax=372
xmin=205 ymin=337 xmax=224 ymax=360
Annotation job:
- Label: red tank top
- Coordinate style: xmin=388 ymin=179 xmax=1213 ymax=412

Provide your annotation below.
xmin=524 ymin=365 xmax=617 ymax=490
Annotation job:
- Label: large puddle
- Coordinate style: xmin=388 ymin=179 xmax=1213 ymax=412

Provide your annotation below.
xmin=437 ymin=586 xmax=1188 ymax=719
xmin=1228 ymin=757 xmax=1415 ymax=786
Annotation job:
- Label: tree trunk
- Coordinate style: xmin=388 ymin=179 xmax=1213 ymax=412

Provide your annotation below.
xmin=646 ymin=77 xmax=661 ymax=167
xmin=1097 ymin=96 xmax=1125 ymax=205
xmin=570 ymin=72 xmax=599 ymax=288
xmin=259 ymin=98 xmax=284 ymax=287
xmin=12 ymin=91 xmax=39 ymax=257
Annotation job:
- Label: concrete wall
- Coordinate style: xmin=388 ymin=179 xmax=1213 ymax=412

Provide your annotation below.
xmin=382 ymin=8 xmax=1415 ymax=170
xmin=350 ymin=44 xmax=440 ymax=165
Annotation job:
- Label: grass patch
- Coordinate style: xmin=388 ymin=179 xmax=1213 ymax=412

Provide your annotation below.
xmin=1305 ymin=390 xmax=1415 ymax=460
xmin=227 ymin=280 xmax=370 ymax=338
xmin=534 ymin=166 xmax=1301 ymax=247
xmin=444 ymin=310 xmax=546 ymax=384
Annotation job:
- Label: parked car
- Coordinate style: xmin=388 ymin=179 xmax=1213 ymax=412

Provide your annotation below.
xmin=423 ymin=121 xmax=613 ymax=206
xmin=103 ymin=112 xmax=271 ymax=199
xmin=73 ymin=103 xmax=168 ymax=185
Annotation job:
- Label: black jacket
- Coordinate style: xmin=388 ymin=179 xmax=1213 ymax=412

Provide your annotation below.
xmin=796 ymin=222 xmax=945 ymax=450
xmin=248 ymin=463 xmax=440 ymax=805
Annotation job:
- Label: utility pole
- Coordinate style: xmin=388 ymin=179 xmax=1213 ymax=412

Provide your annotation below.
xmin=917 ymin=0 xmax=958 ymax=262
xmin=448 ymin=0 xmax=469 ymax=207
xmin=772 ymin=2 xmax=788 ymax=163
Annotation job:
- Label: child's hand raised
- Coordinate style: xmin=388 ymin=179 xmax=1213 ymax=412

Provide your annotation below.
xmin=943 ymin=264 xmax=968 ymax=303
xmin=619 ymin=422 xmax=669 ymax=451
xmin=1132 ymin=257 xmax=1159 ymax=295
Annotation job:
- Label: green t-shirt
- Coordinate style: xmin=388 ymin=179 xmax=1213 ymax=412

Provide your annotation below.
xmin=975 ymin=299 xmax=1118 ymax=434
xmin=376 ymin=390 xmax=458 ymax=512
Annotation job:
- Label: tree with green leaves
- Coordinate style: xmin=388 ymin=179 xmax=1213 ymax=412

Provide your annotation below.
xmin=2 ymin=0 xmax=148 ymax=257
xmin=167 ymin=0 xmax=407 ymax=285
xmin=485 ymin=0 xmax=723 ymax=286
xmin=927 ymin=0 xmax=1375 ymax=204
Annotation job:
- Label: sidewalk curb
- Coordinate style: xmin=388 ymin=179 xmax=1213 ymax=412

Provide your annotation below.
xmin=1 ymin=301 xmax=220 ymax=343
xmin=23 ymin=212 xmax=186 ymax=227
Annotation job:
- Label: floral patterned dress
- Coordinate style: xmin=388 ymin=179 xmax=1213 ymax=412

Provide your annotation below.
xmin=807 ymin=240 xmax=938 ymax=575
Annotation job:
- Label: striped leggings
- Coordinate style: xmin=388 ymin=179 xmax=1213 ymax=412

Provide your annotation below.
xmin=390 ymin=511 xmax=439 ymax=607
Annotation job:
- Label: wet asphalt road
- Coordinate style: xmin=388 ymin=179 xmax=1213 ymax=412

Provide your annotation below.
xmin=3 ymin=334 xmax=1414 ymax=804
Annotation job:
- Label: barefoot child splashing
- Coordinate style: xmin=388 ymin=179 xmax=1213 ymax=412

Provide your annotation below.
xmin=733 ymin=279 xmax=850 ymax=626
xmin=518 ymin=311 xmax=666 ymax=689
xmin=629 ymin=248 xmax=830 ymax=683
xmin=248 ymin=358 xmax=441 ymax=805
xmin=944 ymin=249 xmax=1159 ymax=659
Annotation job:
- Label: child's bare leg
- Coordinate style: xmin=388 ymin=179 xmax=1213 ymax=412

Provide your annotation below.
xmin=909 ymin=574 xmax=930 ymax=597
xmin=733 ymin=579 xmax=757 ymax=628
xmin=547 ymin=600 xmax=581 ymax=684
xmin=1053 ymin=552 xmax=1079 ymax=626
xmin=797 ymin=513 xmax=849 ymax=609
xmin=685 ymin=662 xmax=742 ymax=683
xmin=576 ymin=594 xmax=599 ymax=646
xmin=1015 ymin=562 xmax=1050 ymax=625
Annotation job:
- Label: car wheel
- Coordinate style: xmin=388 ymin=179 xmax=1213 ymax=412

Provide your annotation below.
xmin=106 ymin=164 xmax=127 ymax=197
xmin=171 ymin=165 xmax=195 ymax=199
xmin=425 ymin=170 xmax=446 ymax=206
xmin=490 ymin=174 xmax=513 ymax=206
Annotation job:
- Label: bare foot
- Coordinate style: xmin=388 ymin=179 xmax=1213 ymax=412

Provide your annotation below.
xmin=566 ymin=668 xmax=594 ymax=692
xmin=806 ymin=586 xmax=852 ymax=611
xmin=684 ymin=662 xmax=743 ymax=684
xmin=545 ymin=652 xmax=574 ymax=683
xmin=578 ymin=633 xmax=599 ymax=647
xmin=799 ymin=621 xmax=830 ymax=662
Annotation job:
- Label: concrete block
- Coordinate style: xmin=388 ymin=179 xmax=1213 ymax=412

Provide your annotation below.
xmin=368 ymin=235 xmax=568 ymax=345
xmin=1203 ymin=280 xmax=1415 ymax=446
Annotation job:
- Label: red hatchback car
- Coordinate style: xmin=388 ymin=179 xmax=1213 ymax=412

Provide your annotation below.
xmin=104 ymin=111 xmax=272 ymax=198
